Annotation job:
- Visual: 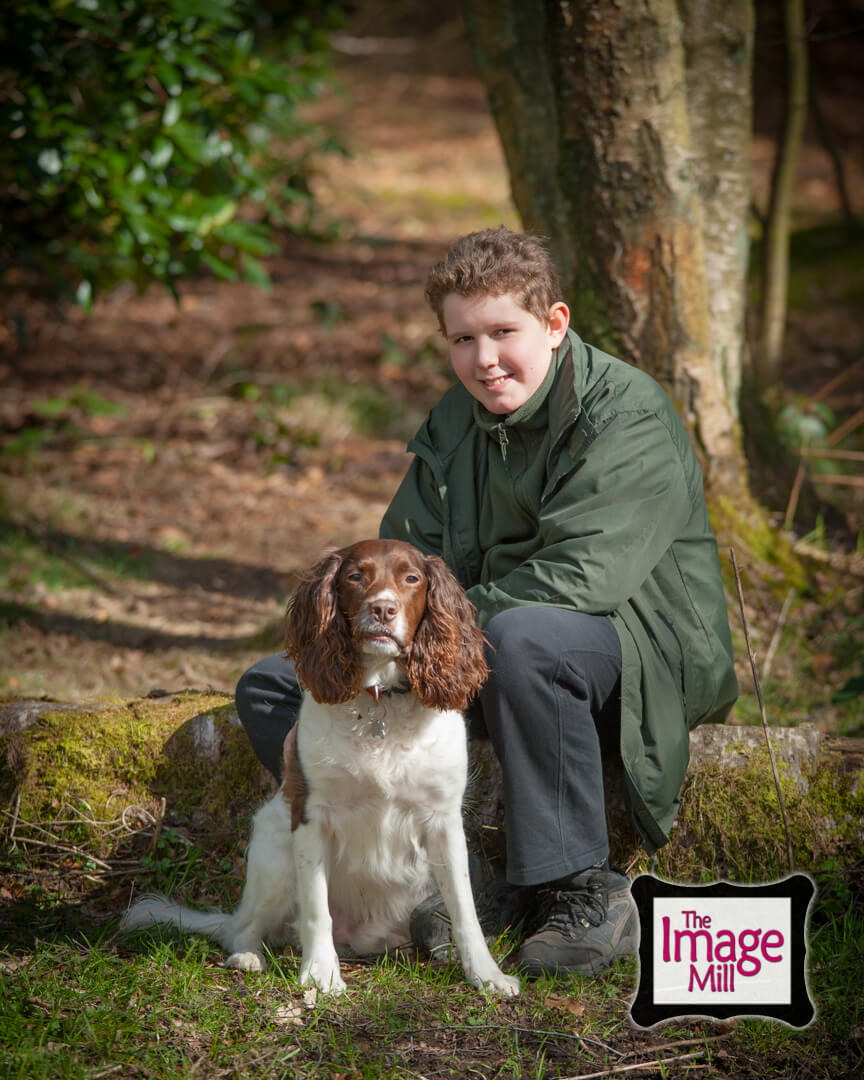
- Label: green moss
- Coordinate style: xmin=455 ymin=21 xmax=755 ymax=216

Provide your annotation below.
xmin=710 ymin=493 xmax=808 ymax=593
xmin=0 ymin=692 xmax=269 ymax=856
xmin=655 ymin=745 xmax=864 ymax=883
xmin=152 ymin=706 xmax=271 ymax=825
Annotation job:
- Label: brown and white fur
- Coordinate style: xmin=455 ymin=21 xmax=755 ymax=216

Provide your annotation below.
xmin=122 ymin=539 xmax=519 ymax=997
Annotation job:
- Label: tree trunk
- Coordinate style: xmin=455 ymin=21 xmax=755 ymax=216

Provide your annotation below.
xmin=465 ymin=0 xmax=754 ymax=495
xmin=680 ymin=1 xmax=754 ymax=416
xmin=757 ymin=0 xmax=809 ymax=387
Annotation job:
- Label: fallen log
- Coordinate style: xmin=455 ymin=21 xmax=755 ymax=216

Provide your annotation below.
xmin=1 ymin=693 xmax=861 ymax=882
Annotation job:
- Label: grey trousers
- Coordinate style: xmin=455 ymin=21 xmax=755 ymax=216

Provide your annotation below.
xmin=235 ymin=607 xmax=622 ymax=888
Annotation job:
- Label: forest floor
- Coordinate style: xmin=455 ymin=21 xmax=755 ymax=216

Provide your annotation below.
xmin=1 ymin=27 xmax=863 ymax=727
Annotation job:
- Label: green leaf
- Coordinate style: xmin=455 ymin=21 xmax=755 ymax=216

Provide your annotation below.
xmin=2 ymin=0 xmax=339 ymax=301
xmin=163 ymin=98 xmax=182 ymax=128
xmin=1 ymin=427 xmax=55 ymax=457
xmin=147 ymin=137 xmax=174 ymax=169
xmin=217 ymin=221 xmax=275 ymax=256
xmin=32 ymin=397 xmax=73 ymax=420
xmin=37 ymin=148 xmax=63 ymax=176
xmin=241 ymin=254 xmax=271 ymax=289
xmin=200 ymin=250 xmax=238 ymax=280
xmin=196 ymin=200 xmax=237 ymax=236
xmin=76 ymin=279 xmax=93 ymax=311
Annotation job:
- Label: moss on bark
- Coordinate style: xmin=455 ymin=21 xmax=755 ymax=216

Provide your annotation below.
xmin=1 ymin=692 xmax=272 ymax=857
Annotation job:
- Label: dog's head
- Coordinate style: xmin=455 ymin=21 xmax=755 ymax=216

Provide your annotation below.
xmin=284 ymin=539 xmax=488 ymax=710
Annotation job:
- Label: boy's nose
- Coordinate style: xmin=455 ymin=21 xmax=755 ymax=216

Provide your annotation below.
xmin=475 ymin=336 xmax=498 ymax=369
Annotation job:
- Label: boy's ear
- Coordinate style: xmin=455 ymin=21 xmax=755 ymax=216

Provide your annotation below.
xmin=548 ymin=301 xmax=570 ymax=347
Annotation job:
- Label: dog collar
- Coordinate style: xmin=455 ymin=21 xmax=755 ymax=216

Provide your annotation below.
xmin=365 ymin=683 xmax=411 ymax=702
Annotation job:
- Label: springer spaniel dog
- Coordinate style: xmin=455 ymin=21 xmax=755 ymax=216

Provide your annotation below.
xmin=123 ymin=539 xmax=519 ymax=997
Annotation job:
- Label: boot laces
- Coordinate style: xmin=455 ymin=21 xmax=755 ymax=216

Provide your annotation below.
xmin=540 ymin=879 xmax=608 ymax=933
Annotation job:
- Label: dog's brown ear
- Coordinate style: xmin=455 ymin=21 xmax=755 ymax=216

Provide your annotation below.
xmin=405 ymin=554 xmax=488 ymax=711
xmin=284 ymin=550 xmax=363 ymax=703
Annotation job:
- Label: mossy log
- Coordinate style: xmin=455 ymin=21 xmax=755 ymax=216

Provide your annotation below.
xmin=469 ymin=721 xmax=863 ymax=882
xmin=2 ymin=693 xmax=861 ymax=883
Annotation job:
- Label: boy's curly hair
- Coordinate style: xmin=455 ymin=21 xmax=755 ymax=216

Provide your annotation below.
xmin=424 ymin=226 xmax=563 ymax=333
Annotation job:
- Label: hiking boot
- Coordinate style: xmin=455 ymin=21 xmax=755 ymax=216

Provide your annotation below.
xmin=515 ymin=866 xmax=638 ymax=976
xmin=410 ymin=870 xmax=536 ymax=957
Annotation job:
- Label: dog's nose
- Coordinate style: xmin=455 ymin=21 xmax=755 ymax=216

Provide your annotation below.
xmin=371 ymin=599 xmax=398 ymax=623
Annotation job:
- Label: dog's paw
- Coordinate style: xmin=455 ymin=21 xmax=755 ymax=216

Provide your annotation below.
xmin=489 ymin=971 xmax=521 ymax=997
xmin=300 ymin=952 xmax=346 ymax=995
xmin=466 ymin=963 xmax=521 ymax=997
xmin=225 ymin=951 xmax=267 ymax=972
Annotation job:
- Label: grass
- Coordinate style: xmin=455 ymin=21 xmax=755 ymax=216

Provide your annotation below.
xmin=0 ymin=515 xmax=153 ymax=596
xmin=1 ymin=692 xmax=862 ymax=1075
xmin=0 ymin=925 xmax=703 ymax=1080
xmin=1 ymin=907 xmax=860 ymax=1078
xmin=1 ymin=832 xmax=861 ymax=1078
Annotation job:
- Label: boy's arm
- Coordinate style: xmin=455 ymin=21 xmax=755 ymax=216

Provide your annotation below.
xmin=379 ymin=455 xmax=445 ymax=556
xmin=466 ymin=410 xmax=693 ymax=627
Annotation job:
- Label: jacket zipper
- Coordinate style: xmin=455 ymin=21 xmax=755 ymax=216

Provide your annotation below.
xmin=496 ymin=423 xmax=509 ymax=462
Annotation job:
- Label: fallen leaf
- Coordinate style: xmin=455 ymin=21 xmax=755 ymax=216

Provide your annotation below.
xmin=273 ymin=1003 xmax=303 ymax=1026
xmin=544 ymin=995 xmax=585 ymax=1017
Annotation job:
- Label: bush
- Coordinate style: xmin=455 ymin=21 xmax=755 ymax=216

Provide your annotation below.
xmin=0 ymin=0 xmax=342 ymax=305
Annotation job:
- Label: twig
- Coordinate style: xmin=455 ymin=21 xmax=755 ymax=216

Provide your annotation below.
xmin=813 ymin=355 xmax=864 ymax=405
xmin=149 ymin=796 xmax=167 ymax=855
xmin=826 ymin=406 xmax=864 ymax=448
xmin=791 ymin=541 xmax=864 ymax=575
xmin=761 ymin=587 xmax=794 ymax=684
xmin=784 ymin=460 xmax=807 ymax=530
xmin=363 ymin=1023 xmax=622 ymax=1057
xmin=730 ymin=548 xmax=794 ymax=873
xmin=561 ymin=1050 xmax=707 ymax=1079
xmin=620 ymin=1033 xmax=733 ymax=1058
xmin=795 ymin=447 xmax=864 ymax=461
xmin=84 ymin=1063 xmax=126 ymax=1079
xmin=5 ymin=833 xmax=114 ymax=870
xmin=8 ymin=788 xmax=22 ymax=844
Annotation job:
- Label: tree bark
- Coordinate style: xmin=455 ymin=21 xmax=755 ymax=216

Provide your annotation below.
xmin=465 ymin=0 xmax=754 ymax=495
xmin=680 ymin=1 xmax=754 ymax=416
xmin=757 ymin=0 xmax=809 ymax=387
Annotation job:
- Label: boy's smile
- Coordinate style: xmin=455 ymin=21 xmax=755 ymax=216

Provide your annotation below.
xmin=442 ymin=293 xmax=569 ymax=415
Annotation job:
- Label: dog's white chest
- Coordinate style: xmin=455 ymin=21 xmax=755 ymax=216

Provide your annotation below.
xmin=299 ymin=696 xmax=467 ymax=806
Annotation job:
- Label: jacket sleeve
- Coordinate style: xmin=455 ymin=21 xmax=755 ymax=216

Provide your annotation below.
xmin=465 ymin=409 xmax=693 ymax=626
xmin=379 ymin=454 xmax=445 ymax=557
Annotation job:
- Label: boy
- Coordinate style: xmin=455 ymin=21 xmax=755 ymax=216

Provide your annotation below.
xmin=237 ymin=227 xmax=738 ymax=976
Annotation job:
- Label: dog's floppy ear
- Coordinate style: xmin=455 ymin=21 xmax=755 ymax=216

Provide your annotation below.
xmin=284 ymin=550 xmax=364 ymax=704
xmin=405 ymin=554 xmax=488 ymax=711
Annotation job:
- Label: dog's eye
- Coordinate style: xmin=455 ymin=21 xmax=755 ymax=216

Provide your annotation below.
xmin=346 ymin=571 xmax=363 ymax=582
xmin=405 ymin=574 xmax=421 ymax=584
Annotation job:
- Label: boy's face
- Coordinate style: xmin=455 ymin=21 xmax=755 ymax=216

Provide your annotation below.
xmin=442 ymin=292 xmax=570 ymax=415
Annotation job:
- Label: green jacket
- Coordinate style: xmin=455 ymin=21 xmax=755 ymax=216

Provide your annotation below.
xmin=381 ymin=329 xmax=738 ymax=850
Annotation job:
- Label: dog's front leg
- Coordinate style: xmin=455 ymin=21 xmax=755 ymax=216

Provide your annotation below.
xmin=292 ymin=822 xmax=346 ymax=994
xmin=427 ymin=815 xmax=520 ymax=997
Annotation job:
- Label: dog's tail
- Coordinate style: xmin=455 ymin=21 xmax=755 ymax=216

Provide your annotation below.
xmin=121 ymin=894 xmax=236 ymax=950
